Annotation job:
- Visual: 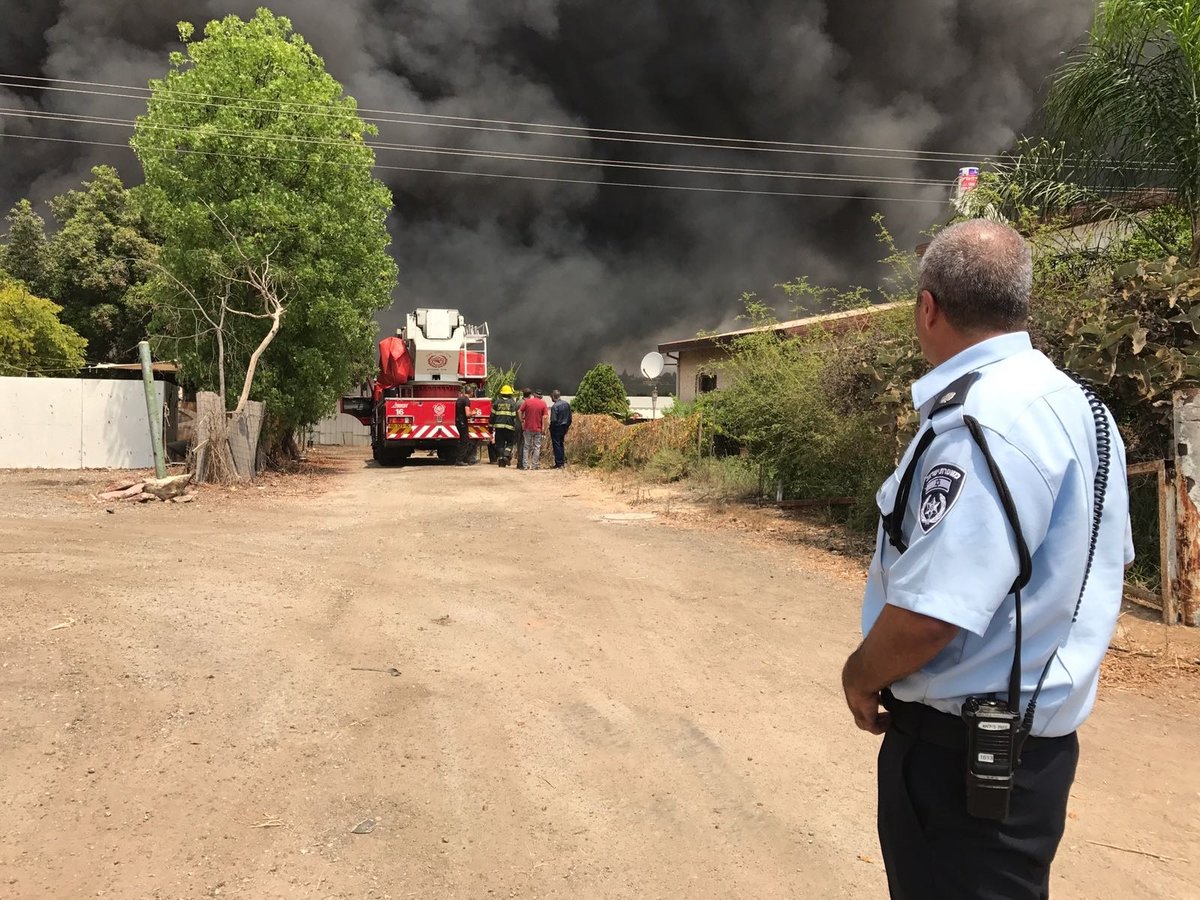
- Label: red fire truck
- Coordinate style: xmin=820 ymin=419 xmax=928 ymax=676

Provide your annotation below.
xmin=342 ymin=308 xmax=492 ymax=466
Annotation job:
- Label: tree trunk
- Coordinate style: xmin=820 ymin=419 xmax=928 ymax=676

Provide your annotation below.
xmin=1191 ymin=210 xmax=1200 ymax=267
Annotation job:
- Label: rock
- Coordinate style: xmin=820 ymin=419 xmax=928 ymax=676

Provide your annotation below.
xmin=171 ymin=494 xmax=197 ymax=504
xmin=142 ymin=474 xmax=194 ymax=501
xmin=102 ymin=478 xmax=140 ymax=493
xmin=350 ymin=818 xmax=376 ymax=835
xmin=97 ymin=483 xmax=145 ymax=502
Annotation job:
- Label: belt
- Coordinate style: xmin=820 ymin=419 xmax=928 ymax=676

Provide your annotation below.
xmin=881 ymin=691 xmax=1067 ymax=751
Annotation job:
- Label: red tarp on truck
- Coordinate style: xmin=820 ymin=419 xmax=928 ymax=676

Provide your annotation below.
xmin=379 ymin=336 xmax=414 ymax=388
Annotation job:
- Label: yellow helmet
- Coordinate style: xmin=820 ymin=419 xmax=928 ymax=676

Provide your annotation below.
xmin=499 ymin=384 xmax=514 ymax=396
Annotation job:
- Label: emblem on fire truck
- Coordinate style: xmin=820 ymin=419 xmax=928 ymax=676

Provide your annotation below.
xmin=433 ymin=403 xmax=446 ymax=416
xmin=427 ymin=353 xmax=449 ymax=369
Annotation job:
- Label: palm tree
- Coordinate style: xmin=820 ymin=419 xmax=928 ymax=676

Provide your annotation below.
xmin=1044 ymin=0 xmax=1200 ymax=263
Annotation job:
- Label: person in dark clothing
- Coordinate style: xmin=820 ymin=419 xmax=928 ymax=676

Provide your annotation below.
xmin=489 ymin=384 xmax=519 ymax=466
xmin=455 ymin=388 xmax=474 ymax=465
xmin=549 ymin=390 xmax=573 ymax=468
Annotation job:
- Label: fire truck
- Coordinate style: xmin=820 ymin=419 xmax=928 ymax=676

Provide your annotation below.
xmin=341 ymin=308 xmax=492 ymax=466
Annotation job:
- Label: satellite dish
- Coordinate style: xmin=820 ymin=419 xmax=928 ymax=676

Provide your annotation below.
xmin=640 ymin=351 xmax=665 ymax=380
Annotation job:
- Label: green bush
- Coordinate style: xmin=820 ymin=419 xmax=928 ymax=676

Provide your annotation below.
xmin=687 ymin=456 xmax=761 ymax=502
xmin=698 ymin=295 xmax=908 ymax=528
xmin=573 ymin=363 xmax=629 ymax=418
xmin=645 ymin=448 xmax=689 ymax=483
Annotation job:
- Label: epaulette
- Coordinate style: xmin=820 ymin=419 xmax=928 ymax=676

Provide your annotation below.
xmin=929 ymin=371 xmax=981 ymax=417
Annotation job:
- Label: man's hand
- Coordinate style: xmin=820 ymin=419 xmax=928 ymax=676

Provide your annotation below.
xmin=841 ymin=604 xmax=959 ymax=736
xmin=843 ymin=680 xmax=890 ymax=735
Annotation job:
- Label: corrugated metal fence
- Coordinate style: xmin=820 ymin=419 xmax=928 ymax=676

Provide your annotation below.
xmin=307 ymin=409 xmax=371 ymax=446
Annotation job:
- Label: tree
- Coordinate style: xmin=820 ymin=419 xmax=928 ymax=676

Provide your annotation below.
xmin=0 ymin=200 xmax=52 ymax=292
xmin=1043 ymin=0 xmax=1200 ymax=263
xmin=0 ymin=278 xmax=87 ymax=377
xmin=45 ymin=166 xmax=159 ymax=363
xmin=573 ymin=363 xmax=629 ymax=418
xmin=132 ymin=9 xmax=397 ymax=447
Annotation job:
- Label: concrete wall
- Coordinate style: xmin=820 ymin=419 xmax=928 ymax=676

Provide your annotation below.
xmin=676 ymin=347 xmax=728 ymax=404
xmin=0 ymin=377 xmax=164 ymax=469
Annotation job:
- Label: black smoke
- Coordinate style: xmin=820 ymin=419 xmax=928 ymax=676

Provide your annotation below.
xmin=0 ymin=1 xmax=1093 ymax=385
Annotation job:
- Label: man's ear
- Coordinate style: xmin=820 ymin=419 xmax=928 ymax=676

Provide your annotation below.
xmin=917 ymin=289 xmax=939 ymax=329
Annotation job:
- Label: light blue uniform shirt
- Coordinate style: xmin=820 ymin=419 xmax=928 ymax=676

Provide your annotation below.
xmin=862 ymin=332 xmax=1134 ymax=737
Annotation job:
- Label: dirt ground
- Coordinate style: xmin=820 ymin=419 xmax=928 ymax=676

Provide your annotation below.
xmin=1 ymin=448 xmax=1198 ymax=899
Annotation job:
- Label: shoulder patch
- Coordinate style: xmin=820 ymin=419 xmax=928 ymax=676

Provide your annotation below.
xmin=918 ymin=464 xmax=966 ymax=533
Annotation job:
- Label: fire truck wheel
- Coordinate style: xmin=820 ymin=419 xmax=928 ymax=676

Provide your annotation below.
xmin=373 ymin=445 xmax=411 ymax=467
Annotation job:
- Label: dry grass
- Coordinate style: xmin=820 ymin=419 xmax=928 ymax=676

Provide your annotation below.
xmin=565 ymin=414 xmax=700 ymax=469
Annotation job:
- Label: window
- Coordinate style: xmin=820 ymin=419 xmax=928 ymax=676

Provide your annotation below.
xmin=697 ymin=372 xmax=717 ymax=394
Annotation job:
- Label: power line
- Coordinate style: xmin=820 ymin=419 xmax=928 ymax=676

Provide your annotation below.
xmin=0 ymin=107 xmax=953 ymax=188
xmin=0 ymin=131 xmax=952 ymax=204
xmin=4 ymin=75 xmax=1167 ymax=178
xmin=0 ymin=73 xmax=996 ymax=166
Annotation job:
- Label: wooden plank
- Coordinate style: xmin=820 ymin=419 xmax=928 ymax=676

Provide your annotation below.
xmin=778 ymin=497 xmax=855 ymax=509
xmin=1158 ymin=462 xmax=1178 ymax=624
xmin=1126 ymin=460 xmax=1164 ymax=477
xmin=1124 ymin=582 xmax=1163 ymax=612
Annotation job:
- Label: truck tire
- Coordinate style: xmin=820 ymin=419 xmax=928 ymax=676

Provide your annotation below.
xmin=373 ymin=445 xmax=411 ymax=467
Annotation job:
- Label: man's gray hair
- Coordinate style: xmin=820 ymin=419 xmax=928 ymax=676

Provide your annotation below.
xmin=919 ymin=219 xmax=1032 ymax=333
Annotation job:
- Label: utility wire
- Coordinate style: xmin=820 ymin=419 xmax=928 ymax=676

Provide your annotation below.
xmin=0 ymin=107 xmax=953 ymax=188
xmin=0 ymin=132 xmax=952 ymax=204
xmin=2 ymin=75 xmax=1165 ymax=177
xmin=0 ymin=74 xmax=997 ymax=166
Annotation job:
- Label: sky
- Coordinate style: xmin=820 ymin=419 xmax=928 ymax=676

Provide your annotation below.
xmin=0 ymin=0 xmax=1095 ymax=385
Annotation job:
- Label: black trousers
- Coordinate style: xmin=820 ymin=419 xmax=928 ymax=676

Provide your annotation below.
xmin=878 ymin=709 xmax=1078 ymax=900
xmin=457 ymin=422 xmax=473 ymax=463
xmin=550 ymin=424 xmax=568 ymax=467
xmin=494 ymin=429 xmax=515 ymax=463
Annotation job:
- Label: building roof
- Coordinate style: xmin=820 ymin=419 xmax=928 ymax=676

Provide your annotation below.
xmin=657 ymin=302 xmax=907 ymax=354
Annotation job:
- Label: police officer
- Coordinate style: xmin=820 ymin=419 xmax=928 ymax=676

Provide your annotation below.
xmin=490 ymin=384 xmax=519 ymax=467
xmin=840 ymin=219 xmax=1133 ymax=900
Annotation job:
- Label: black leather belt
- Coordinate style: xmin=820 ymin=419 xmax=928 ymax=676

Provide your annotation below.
xmin=881 ymin=691 xmax=1068 ymax=751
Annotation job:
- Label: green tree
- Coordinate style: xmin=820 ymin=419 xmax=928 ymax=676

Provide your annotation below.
xmin=0 ymin=278 xmax=87 ymax=376
xmin=573 ymin=363 xmax=629 ymax=418
xmin=132 ymin=9 xmax=397 ymax=444
xmin=1044 ymin=0 xmax=1200 ymax=263
xmin=0 ymin=200 xmax=52 ymax=292
xmin=45 ymin=166 xmax=159 ymax=363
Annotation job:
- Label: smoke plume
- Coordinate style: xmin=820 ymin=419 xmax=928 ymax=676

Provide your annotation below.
xmin=0 ymin=1 xmax=1093 ymax=385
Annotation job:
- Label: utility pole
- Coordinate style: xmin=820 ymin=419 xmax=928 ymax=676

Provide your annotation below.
xmin=138 ymin=341 xmax=167 ymax=479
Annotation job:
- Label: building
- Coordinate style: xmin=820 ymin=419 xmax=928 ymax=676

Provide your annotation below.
xmin=657 ymin=303 xmax=906 ymax=403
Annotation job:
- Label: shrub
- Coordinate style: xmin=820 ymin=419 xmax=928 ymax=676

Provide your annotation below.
xmin=564 ymin=413 xmax=625 ymax=467
xmin=645 ymin=448 xmax=689 ymax=483
xmin=687 ymin=456 xmax=761 ymax=502
xmin=573 ymin=363 xmax=629 ymax=418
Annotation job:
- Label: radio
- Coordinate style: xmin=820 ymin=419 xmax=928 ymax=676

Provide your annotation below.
xmin=962 ymin=697 xmax=1021 ymax=820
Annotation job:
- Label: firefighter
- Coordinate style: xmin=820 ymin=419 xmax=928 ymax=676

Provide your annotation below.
xmin=490 ymin=384 xmax=519 ymax=467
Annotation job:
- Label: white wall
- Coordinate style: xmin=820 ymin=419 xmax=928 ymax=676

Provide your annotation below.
xmin=0 ymin=377 xmax=164 ymax=469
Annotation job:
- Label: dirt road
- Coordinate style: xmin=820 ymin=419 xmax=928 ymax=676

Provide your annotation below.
xmin=1 ymin=451 xmax=1198 ymax=899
